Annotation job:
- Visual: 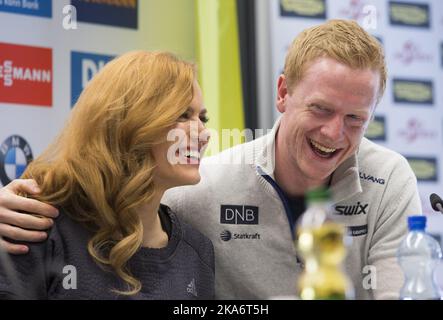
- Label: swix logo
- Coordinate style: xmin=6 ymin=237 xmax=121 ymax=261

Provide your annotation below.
xmin=334 ymin=202 xmax=368 ymax=216
xmin=0 ymin=42 xmax=52 ymax=107
xmin=359 ymin=172 xmax=385 ymax=185
xmin=220 ymin=205 xmax=259 ymax=225
xmin=394 ymin=40 xmax=432 ymax=65
xmin=398 ymin=119 xmax=437 ymax=143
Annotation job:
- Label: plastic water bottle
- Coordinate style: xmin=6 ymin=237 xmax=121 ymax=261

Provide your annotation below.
xmin=295 ymin=187 xmax=354 ymax=300
xmin=397 ymin=215 xmax=442 ymax=300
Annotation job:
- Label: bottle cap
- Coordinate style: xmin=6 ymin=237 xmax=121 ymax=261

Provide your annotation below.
xmin=306 ymin=186 xmax=330 ymax=205
xmin=408 ymin=215 xmax=426 ymax=231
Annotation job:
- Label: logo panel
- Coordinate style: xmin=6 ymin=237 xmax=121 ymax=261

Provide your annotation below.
xmin=0 ymin=42 xmax=52 ymax=107
xmin=0 ymin=0 xmax=52 ymax=17
xmin=279 ymin=0 xmax=326 ymax=19
xmin=389 ymin=1 xmax=430 ymax=28
xmin=0 ymin=135 xmax=33 ymax=186
xmin=71 ymin=0 xmax=138 ymax=29
xmin=71 ymin=51 xmax=114 ymax=106
xmin=348 ymin=225 xmax=368 ymax=237
xmin=365 ymin=115 xmax=386 ymax=142
xmin=394 ymin=40 xmax=433 ymax=66
xmin=393 ymin=79 xmax=433 ymax=105
xmin=398 ymin=118 xmax=437 ymax=144
xmin=220 ymin=205 xmax=259 ymax=225
xmin=405 ymin=156 xmax=438 ymax=182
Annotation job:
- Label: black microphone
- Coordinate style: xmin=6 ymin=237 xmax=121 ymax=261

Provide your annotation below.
xmin=430 ymin=193 xmax=443 ymax=214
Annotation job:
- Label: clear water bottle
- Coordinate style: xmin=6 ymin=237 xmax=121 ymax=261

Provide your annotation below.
xmin=397 ymin=215 xmax=443 ymax=300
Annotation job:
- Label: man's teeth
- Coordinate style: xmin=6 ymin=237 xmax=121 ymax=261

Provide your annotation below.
xmin=310 ymin=139 xmax=336 ymax=153
xmin=184 ymin=150 xmax=200 ymax=159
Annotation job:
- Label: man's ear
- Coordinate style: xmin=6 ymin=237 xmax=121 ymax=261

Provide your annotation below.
xmin=276 ymin=74 xmax=288 ymax=113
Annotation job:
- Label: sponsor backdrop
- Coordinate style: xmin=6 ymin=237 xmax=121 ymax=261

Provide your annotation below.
xmin=0 ymin=0 xmax=140 ymax=188
xmin=268 ymin=0 xmax=443 ymax=218
xmin=0 ymin=0 xmax=196 ymax=187
xmin=268 ymin=0 xmax=443 ymax=288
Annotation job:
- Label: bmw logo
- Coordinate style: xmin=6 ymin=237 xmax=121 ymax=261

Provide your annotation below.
xmin=0 ymin=135 xmax=33 ymax=186
xmin=220 ymin=230 xmax=232 ymax=242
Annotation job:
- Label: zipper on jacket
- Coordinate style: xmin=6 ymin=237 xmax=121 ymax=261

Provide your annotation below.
xmin=256 ymin=166 xmax=296 ymax=239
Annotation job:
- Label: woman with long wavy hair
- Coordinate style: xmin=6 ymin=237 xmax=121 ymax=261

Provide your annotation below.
xmin=0 ymin=51 xmax=214 ymax=299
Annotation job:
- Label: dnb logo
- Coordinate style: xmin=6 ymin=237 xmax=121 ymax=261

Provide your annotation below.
xmin=71 ymin=51 xmax=115 ymax=106
xmin=0 ymin=136 xmax=33 ymax=186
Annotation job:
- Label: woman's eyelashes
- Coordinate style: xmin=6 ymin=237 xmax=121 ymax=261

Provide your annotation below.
xmin=178 ymin=108 xmax=209 ymax=124
xmin=178 ymin=109 xmax=192 ymax=121
xmin=200 ymin=115 xmax=209 ymax=124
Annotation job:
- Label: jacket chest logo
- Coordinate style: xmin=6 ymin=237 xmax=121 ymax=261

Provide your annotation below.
xmin=220 ymin=205 xmax=259 ymax=225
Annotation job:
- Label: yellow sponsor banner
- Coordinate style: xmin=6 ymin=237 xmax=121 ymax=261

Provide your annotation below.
xmin=389 ymin=2 xmax=429 ymax=27
xmin=407 ymin=157 xmax=438 ymax=182
xmin=280 ymin=0 xmax=326 ymax=18
xmin=393 ymin=80 xmax=433 ymax=104
xmin=365 ymin=116 xmax=386 ymax=141
xmin=195 ymin=0 xmax=245 ymax=154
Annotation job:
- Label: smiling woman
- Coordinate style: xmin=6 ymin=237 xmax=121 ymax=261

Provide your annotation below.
xmin=0 ymin=51 xmax=215 ymax=299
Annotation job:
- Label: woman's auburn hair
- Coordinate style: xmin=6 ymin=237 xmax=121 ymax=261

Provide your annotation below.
xmin=22 ymin=51 xmax=196 ymax=295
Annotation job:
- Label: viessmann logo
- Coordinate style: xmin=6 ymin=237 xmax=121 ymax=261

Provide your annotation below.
xmin=280 ymin=0 xmax=326 ymax=19
xmin=0 ymin=42 xmax=52 ymax=107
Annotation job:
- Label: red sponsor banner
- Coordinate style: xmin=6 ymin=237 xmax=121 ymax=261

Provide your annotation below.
xmin=0 ymin=42 xmax=52 ymax=107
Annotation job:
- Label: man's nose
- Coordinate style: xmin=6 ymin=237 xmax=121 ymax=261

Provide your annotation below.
xmin=320 ymin=115 xmax=344 ymax=141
